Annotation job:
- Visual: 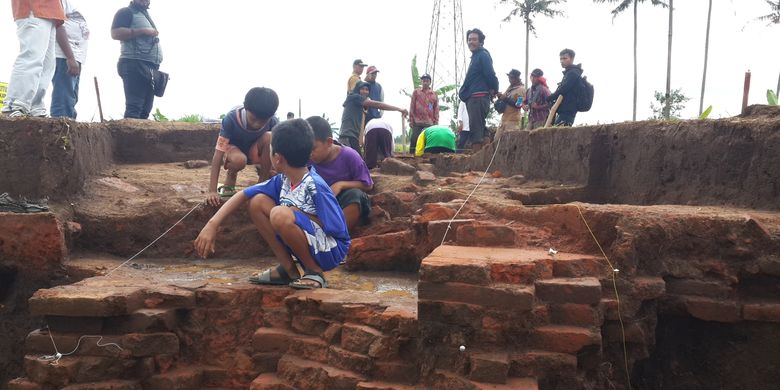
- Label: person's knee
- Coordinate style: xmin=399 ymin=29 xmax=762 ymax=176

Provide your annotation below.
xmin=225 ymin=151 xmax=248 ymax=171
xmin=269 ymin=206 xmax=295 ymax=230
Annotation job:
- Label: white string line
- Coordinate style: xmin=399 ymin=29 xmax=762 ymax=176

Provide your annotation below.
xmin=439 ymin=133 xmax=503 ymax=246
xmin=105 ymin=202 xmax=203 ymax=276
xmin=39 ymin=326 xmax=123 ymax=365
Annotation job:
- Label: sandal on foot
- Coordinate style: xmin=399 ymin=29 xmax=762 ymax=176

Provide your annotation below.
xmin=289 ymin=271 xmax=328 ymax=290
xmin=249 ymin=265 xmax=295 ymax=285
xmin=217 ymin=185 xmax=237 ymax=198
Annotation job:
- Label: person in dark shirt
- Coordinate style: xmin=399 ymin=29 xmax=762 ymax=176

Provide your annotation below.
xmin=547 ymin=48 xmax=583 ymax=127
xmin=339 ymin=81 xmax=407 ymax=156
xmin=110 ymin=0 xmax=163 ymax=119
xmin=458 ymin=28 xmax=499 ymax=152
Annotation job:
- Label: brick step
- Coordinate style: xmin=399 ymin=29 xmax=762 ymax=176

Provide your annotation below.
xmin=421 ymin=245 xmax=601 ymax=286
xmin=430 ymin=369 xmax=537 ymax=390
xmin=25 ymin=329 xmax=179 ymax=358
xmin=535 ymin=277 xmax=602 ymax=305
xmin=23 ymin=354 xmax=142 ymax=388
xmin=29 ymin=283 xmax=196 ymax=318
xmin=145 ymin=367 xmax=204 ymax=390
xmin=419 ymin=281 xmax=534 ymax=311
xmin=356 ymin=380 xmax=421 ymax=389
xmin=276 ymin=354 xmax=367 ymax=390
xmin=531 ymin=325 xmax=602 ymax=354
xmin=250 ymin=373 xmax=295 ymax=390
xmin=61 ymin=380 xmax=143 ymax=390
xmin=509 ymin=350 xmax=577 ymax=379
xmin=545 ymin=303 xmax=605 ymax=327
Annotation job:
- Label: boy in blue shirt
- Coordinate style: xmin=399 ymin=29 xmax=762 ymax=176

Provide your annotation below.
xmin=206 ymin=87 xmax=280 ymax=207
xmin=195 ymin=119 xmax=349 ymax=289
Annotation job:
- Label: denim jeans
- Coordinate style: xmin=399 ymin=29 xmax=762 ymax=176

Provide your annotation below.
xmin=50 ymin=58 xmax=80 ymax=118
xmin=2 ymin=15 xmax=56 ymax=115
xmin=117 ymin=59 xmax=157 ymax=119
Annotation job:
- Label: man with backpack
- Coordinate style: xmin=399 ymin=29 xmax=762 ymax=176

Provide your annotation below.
xmin=547 ymin=48 xmax=583 ymax=126
xmin=111 ymin=0 xmax=163 ymax=119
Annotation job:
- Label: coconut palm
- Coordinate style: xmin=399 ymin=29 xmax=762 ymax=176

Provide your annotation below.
xmin=593 ymin=0 xmax=667 ymax=121
xmin=699 ymin=0 xmax=712 ymax=116
xmin=758 ymin=0 xmax=780 ymax=25
xmin=500 ymin=0 xmax=566 ymax=87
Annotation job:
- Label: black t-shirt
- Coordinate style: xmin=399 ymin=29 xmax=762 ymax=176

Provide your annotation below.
xmin=111 ymin=7 xmax=133 ymax=29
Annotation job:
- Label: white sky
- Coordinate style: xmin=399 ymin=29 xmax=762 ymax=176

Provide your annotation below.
xmin=1 ymin=0 xmax=777 ymax=132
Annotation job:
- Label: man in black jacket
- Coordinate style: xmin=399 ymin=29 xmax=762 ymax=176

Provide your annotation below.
xmin=547 ymin=48 xmax=582 ymax=127
xmin=458 ymin=28 xmax=499 ymax=151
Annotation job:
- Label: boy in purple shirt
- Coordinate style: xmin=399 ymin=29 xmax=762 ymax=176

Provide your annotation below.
xmin=307 ymin=116 xmax=373 ymax=232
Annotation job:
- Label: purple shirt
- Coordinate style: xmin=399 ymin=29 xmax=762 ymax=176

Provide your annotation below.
xmin=312 ymin=145 xmax=373 ymax=188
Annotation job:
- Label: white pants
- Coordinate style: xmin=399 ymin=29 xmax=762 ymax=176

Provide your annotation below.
xmin=2 ymin=15 xmax=56 ymax=115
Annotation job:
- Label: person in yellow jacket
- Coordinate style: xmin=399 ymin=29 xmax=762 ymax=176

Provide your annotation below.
xmin=415 ymin=125 xmax=457 ymax=156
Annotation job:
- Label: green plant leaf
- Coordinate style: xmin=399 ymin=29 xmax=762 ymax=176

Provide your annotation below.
xmin=411 ymin=55 xmax=421 ymax=90
xmin=767 ymin=89 xmax=778 ymax=106
xmin=699 ymin=105 xmax=712 ymax=119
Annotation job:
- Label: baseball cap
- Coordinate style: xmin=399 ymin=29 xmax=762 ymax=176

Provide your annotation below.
xmin=420 ymin=73 xmax=432 ymax=80
xmin=353 ymin=59 xmax=367 ymax=66
xmin=367 ymin=66 xmax=379 ymax=74
xmin=531 ymin=68 xmax=544 ymax=77
xmin=507 ymin=69 xmax=521 ymax=78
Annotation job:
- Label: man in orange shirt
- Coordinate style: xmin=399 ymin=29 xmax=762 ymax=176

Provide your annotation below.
xmin=2 ymin=0 xmax=65 ymax=117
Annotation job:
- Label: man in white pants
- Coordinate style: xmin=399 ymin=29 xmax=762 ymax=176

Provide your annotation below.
xmin=2 ymin=0 xmax=65 ymax=117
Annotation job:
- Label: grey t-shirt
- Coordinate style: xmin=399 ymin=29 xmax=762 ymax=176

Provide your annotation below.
xmin=111 ymin=6 xmax=163 ymax=64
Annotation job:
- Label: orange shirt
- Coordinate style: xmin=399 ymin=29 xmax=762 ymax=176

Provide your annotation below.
xmin=12 ymin=0 xmax=65 ymax=23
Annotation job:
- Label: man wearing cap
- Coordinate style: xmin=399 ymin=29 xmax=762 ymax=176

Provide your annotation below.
xmin=409 ymin=73 xmax=439 ymax=154
xmin=364 ymin=66 xmax=384 ymax=123
xmin=458 ymin=28 xmax=499 ymax=152
xmin=525 ymin=68 xmax=551 ymax=130
xmin=348 ymin=59 xmax=367 ymax=95
xmin=495 ymin=69 xmax=526 ymax=139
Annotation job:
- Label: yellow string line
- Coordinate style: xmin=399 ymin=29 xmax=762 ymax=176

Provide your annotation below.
xmin=575 ymin=204 xmax=633 ymax=390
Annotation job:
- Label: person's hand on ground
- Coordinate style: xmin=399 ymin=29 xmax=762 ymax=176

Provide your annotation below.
xmin=194 ymin=223 xmax=218 ymax=259
xmin=205 ymin=192 xmax=222 ymax=207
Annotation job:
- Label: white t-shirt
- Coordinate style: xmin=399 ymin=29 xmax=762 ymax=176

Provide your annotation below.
xmin=457 ymin=102 xmax=470 ymax=132
xmin=55 ymin=0 xmax=89 ymax=63
xmin=365 ymin=118 xmax=395 ymax=150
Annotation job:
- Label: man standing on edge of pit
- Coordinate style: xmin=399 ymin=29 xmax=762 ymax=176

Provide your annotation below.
xmin=458 ymin=28 xmax=498 ymax=152
xmin=111 ymin=0 xmax=163 ymax=119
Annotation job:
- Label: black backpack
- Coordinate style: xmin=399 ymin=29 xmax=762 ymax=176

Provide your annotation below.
xmin=577 ymin=76 xmax=594 ymax=112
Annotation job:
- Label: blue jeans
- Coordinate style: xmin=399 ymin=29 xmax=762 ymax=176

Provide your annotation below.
xmin=117 ymin=59 xmax=157 ymax=119
xmin=50 ymin=58 xmax=80 ymax=118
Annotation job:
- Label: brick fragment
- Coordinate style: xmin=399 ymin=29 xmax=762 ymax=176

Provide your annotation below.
xmin=250 ymin=373 xmax=295 ymax=390
xmin=252 ymin=327 xmax=296 ymax=353
xmin=341 ymin=323 xmax=384 ymax=354
xmin=121 ymin=333 xmax=179 ymax=357
xmin=666 ymin=278 xmax=732 ymax=299
xmin=743 ymin=302 xmax=780 ymax=323
xmin=468 ymin=352 xmax=509 ymax=384
xmin=456 ymin=224 xmax=516 ymax=247
xmin=684 ymin=296 xmax=741 ymax=323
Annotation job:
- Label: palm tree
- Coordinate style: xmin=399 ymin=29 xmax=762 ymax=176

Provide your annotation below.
xmin=593 ymin=0 xmax=667 ymax=121
xmin=662 ymin=0 xmax=674 ymax=119
xmin=500 ymin=0 xmax=566 ymax=87
xmin=699 ymin=0 xmax=712 ymax=116
xmin=758 ymin=0 xmax=780 ymax=25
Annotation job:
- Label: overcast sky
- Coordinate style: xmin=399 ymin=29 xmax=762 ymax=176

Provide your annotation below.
xmin=1 ymin=0 xmax=777 ymax=132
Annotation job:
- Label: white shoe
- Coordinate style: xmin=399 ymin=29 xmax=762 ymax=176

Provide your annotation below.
xmin=3 ymin=109 xmax=28 ymax=118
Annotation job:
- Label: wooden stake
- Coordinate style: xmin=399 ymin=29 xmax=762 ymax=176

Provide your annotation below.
xmin=94 ymin=76 xmax=104 ymax=122
xmin=401 ymin=116 xmax=408 ymax=154
xmin=545 ymin=96 xmax=564 ymax=128
xmin=741 ymin=70 xmax=751 ymax=115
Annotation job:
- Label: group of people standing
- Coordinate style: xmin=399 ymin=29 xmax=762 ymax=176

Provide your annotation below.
xmin=2 ymin=0 xmax=164 ymax=120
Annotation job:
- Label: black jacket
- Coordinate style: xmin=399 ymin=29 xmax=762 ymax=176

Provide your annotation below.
xmin=548 ymin=64 xmax=583 ymax=113
xmin=459 ymin=47 xmax=499 ymax=102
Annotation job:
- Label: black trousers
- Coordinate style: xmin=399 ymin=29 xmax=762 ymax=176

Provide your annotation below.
xmin=364 ymin=128 xmax=393 ymax=169
xmin=117 ymin=59 xmax=158 ymax=119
